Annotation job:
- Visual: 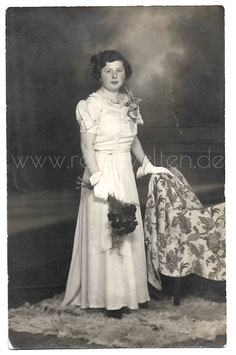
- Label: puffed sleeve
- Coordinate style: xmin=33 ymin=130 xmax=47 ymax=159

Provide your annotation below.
xmin=75 ymin=97 xmax=100 ymax=134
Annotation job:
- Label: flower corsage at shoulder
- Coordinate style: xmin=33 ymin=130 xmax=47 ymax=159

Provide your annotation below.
xmin=123 ymin=87 xmax=143 ymax=124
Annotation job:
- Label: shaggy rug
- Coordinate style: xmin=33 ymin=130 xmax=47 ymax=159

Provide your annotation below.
xmin=8 ymin=293 xmax=226 ymax=348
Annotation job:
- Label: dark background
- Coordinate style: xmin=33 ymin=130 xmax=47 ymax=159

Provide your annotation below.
xmin=7 ymin=6 xmax=225 ymax=307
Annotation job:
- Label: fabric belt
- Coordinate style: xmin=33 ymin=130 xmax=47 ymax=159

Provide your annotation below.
xmin=95 ymin=149 xmax=130 ymax=155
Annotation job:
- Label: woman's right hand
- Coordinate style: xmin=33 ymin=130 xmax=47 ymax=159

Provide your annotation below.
xmin=93 ymin=176 xmax=109 ymax=200
xmin=89 ymin=171 xmax=109 ymax=201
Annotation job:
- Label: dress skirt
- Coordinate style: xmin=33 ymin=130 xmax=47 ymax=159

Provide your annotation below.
xmin=61 ymin=150 xmax=150 ymax=310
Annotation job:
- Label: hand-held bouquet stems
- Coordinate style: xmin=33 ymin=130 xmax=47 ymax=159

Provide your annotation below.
xmin=76 ymin=176 xmax=93 ymax=190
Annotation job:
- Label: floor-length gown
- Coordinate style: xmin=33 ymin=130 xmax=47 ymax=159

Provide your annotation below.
xmin=61 ymin=91 xmax=150 ymax=310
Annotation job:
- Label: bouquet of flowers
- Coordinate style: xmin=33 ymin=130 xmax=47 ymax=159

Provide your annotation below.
xmin=124 ymin=87 xmax=142 ymax=123
xmin=107 ymin=194 xmax=138 ymax=253
xmin=76 ymin=177 xmax=138 ymax=255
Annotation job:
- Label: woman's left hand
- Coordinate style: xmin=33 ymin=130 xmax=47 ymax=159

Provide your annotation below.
xmin=137 ymin=161 xmax=174 ymax=179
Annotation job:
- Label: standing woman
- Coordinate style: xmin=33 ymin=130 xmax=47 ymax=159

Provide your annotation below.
xmin=61 ymin=50 xmax=173 ymax=318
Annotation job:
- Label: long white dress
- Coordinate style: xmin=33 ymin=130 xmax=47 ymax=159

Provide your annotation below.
xmin=61 ymin=91 xmax=150 ymax=310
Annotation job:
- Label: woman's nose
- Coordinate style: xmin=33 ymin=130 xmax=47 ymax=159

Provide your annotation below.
xmin=112 ymin=71 xmax=117 ymax=78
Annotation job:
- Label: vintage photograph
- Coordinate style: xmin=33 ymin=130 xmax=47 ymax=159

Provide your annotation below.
xmin=7 ymin=6 xmax=225 ymax=349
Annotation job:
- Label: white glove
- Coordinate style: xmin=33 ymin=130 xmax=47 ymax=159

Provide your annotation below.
xmin=90 ymin=171 xmax=109 ymax=201
xmin=136 ymin=156 xmax=174 ymax=179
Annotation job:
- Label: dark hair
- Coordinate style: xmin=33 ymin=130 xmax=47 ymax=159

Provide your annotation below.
xmin=90 ymin=50 xmax=132 ymax=81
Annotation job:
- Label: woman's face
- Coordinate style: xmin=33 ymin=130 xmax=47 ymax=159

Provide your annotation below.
xmin=100 ymin=60 xmax=126 ymax=92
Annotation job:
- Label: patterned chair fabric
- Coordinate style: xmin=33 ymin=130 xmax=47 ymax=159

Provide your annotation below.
xmin=144 ymin=167 xmax=226 ymax=291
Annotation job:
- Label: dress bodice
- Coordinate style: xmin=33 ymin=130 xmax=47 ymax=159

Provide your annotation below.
xmin=76 ymin=91 xmax=143 ymax=152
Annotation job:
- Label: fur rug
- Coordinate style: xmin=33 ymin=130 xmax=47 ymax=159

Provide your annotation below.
xmin=8 ymin=293 xmax=226 ymax=348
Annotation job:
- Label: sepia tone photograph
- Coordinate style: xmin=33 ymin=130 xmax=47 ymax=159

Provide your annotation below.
xmin=6 ymin=5 xmax=225 ymax=349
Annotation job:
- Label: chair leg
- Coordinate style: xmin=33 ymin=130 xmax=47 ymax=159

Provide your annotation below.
xmin=173 ymin=277 xmax=181 ymax=306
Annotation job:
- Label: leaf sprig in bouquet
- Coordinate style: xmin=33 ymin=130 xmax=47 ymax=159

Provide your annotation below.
xmin=124 ymin=87 xmax=143 ymax=123
xmin=76 ymin=176 xmax=138 ymax=255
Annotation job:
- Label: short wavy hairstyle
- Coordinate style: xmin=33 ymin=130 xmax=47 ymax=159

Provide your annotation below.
xmin=90 ymin=50 xmax=132 ymax=81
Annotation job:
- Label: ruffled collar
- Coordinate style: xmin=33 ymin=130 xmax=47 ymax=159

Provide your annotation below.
xmin=88 ymin=91 xmax=143 ymax=125
xmin=89 ymin=91 xmax=128 ymax=108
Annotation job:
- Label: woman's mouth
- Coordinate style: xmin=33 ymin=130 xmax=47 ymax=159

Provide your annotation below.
xmin=111 ymin=81 xmax=119 ymax=84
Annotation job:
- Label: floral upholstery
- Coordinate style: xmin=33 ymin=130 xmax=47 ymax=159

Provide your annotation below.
xmin=144 ymin=167 xmax=226 ymax=291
